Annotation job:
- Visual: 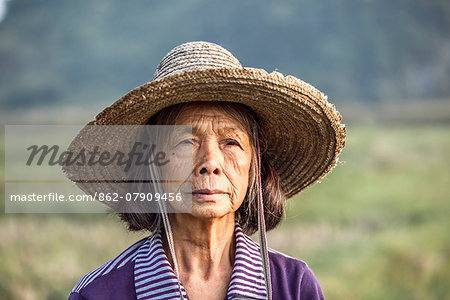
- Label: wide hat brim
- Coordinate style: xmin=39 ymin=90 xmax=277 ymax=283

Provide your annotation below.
xmin=63 ymin=67 xmax=346 ymax=199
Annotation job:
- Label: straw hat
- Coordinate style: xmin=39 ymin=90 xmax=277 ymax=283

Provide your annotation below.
xmin=63 ymin=41 xmax=346 ymax=199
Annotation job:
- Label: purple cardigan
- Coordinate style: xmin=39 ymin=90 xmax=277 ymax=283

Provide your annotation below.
xmin=68 ymin=223 xmax=324 ymax=300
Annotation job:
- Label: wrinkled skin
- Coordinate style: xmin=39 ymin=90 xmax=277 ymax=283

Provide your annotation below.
xmin=161 ymin=102 xmax=252 ymax=218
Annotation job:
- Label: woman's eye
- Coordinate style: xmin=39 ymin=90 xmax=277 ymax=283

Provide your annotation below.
xmin=175 ymin=139 xmax=193 ymax=147
xmin=180 ymin=139 xmax=193 ymax=145
xmin=226 ymin=140 xmax=240 ymax=146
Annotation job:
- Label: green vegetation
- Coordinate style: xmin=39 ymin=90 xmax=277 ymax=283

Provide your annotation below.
xmin=272 ymin=125 xmax=450 ymax=299
xmin=1 ymin=125 xmax=449 ymax=299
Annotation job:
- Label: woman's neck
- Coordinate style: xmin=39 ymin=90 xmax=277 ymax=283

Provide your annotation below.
xmin=163 ymin=213 xmax=236 ymax=280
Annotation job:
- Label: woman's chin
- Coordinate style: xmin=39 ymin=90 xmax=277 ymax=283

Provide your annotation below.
xmin=190 ymin=203 xmax=230 ymax=219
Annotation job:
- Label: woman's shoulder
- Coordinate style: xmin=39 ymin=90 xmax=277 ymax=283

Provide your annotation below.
xmin=268 ymin=247 xmax=309 ymax=269
xmin=68 ymin=236 xmax=149 ymax=300
xmin=268 ymin=248 xmax=325 ymax=300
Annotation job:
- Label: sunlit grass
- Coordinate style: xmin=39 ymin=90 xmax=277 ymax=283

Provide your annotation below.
xmin=271 ymin=125 xmax=450 ymax=300
xmin=0 ymin=215 xmax=146 ymax=299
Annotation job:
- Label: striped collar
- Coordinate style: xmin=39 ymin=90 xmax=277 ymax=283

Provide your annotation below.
xmin=134 ymin=222 xmax=267 ymax=300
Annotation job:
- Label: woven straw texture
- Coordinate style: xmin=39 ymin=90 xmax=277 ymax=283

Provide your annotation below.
xmin=63 ymin=41 xmax=346 ymax=200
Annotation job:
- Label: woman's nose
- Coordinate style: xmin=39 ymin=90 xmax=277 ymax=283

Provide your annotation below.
xmin=195 ymin=141 xmax=223 ymax=176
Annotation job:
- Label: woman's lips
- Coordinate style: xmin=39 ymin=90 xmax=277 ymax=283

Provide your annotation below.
xmin=191 ymin=189 xmax=228 ymax=201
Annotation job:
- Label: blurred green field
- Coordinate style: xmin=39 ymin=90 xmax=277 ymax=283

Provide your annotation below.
xmin=1 ymin=124 xmax=449 ymax=299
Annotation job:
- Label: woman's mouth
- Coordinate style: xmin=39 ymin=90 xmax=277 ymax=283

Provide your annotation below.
xmin=191 ymin=189 xmax=228 ymax=201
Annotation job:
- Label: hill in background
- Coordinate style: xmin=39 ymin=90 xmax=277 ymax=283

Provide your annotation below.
xmin=0 ymin=0 xmax=449 ymax=110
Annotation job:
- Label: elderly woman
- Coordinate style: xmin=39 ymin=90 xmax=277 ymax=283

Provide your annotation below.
xmin=64 ymin=42 xmax=346 ymax=300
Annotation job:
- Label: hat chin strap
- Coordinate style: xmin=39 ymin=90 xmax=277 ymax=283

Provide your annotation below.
xmin=256 ymin=136 xmax=272 ymax=300
xmin=148 ymin=162 xmax=184 ymax=299
xmin=158 ymin=202 xmax=184 ymax=299
xmin=152 ymin=138 xmax=272 ymax=300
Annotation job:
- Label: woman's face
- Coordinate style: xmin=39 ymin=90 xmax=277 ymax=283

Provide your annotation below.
xmin=161 ymin=102 xmax=253 ymax=219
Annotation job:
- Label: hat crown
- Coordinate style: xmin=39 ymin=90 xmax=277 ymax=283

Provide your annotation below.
xmin=152 ymin=41 xmax=242 ymax=81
